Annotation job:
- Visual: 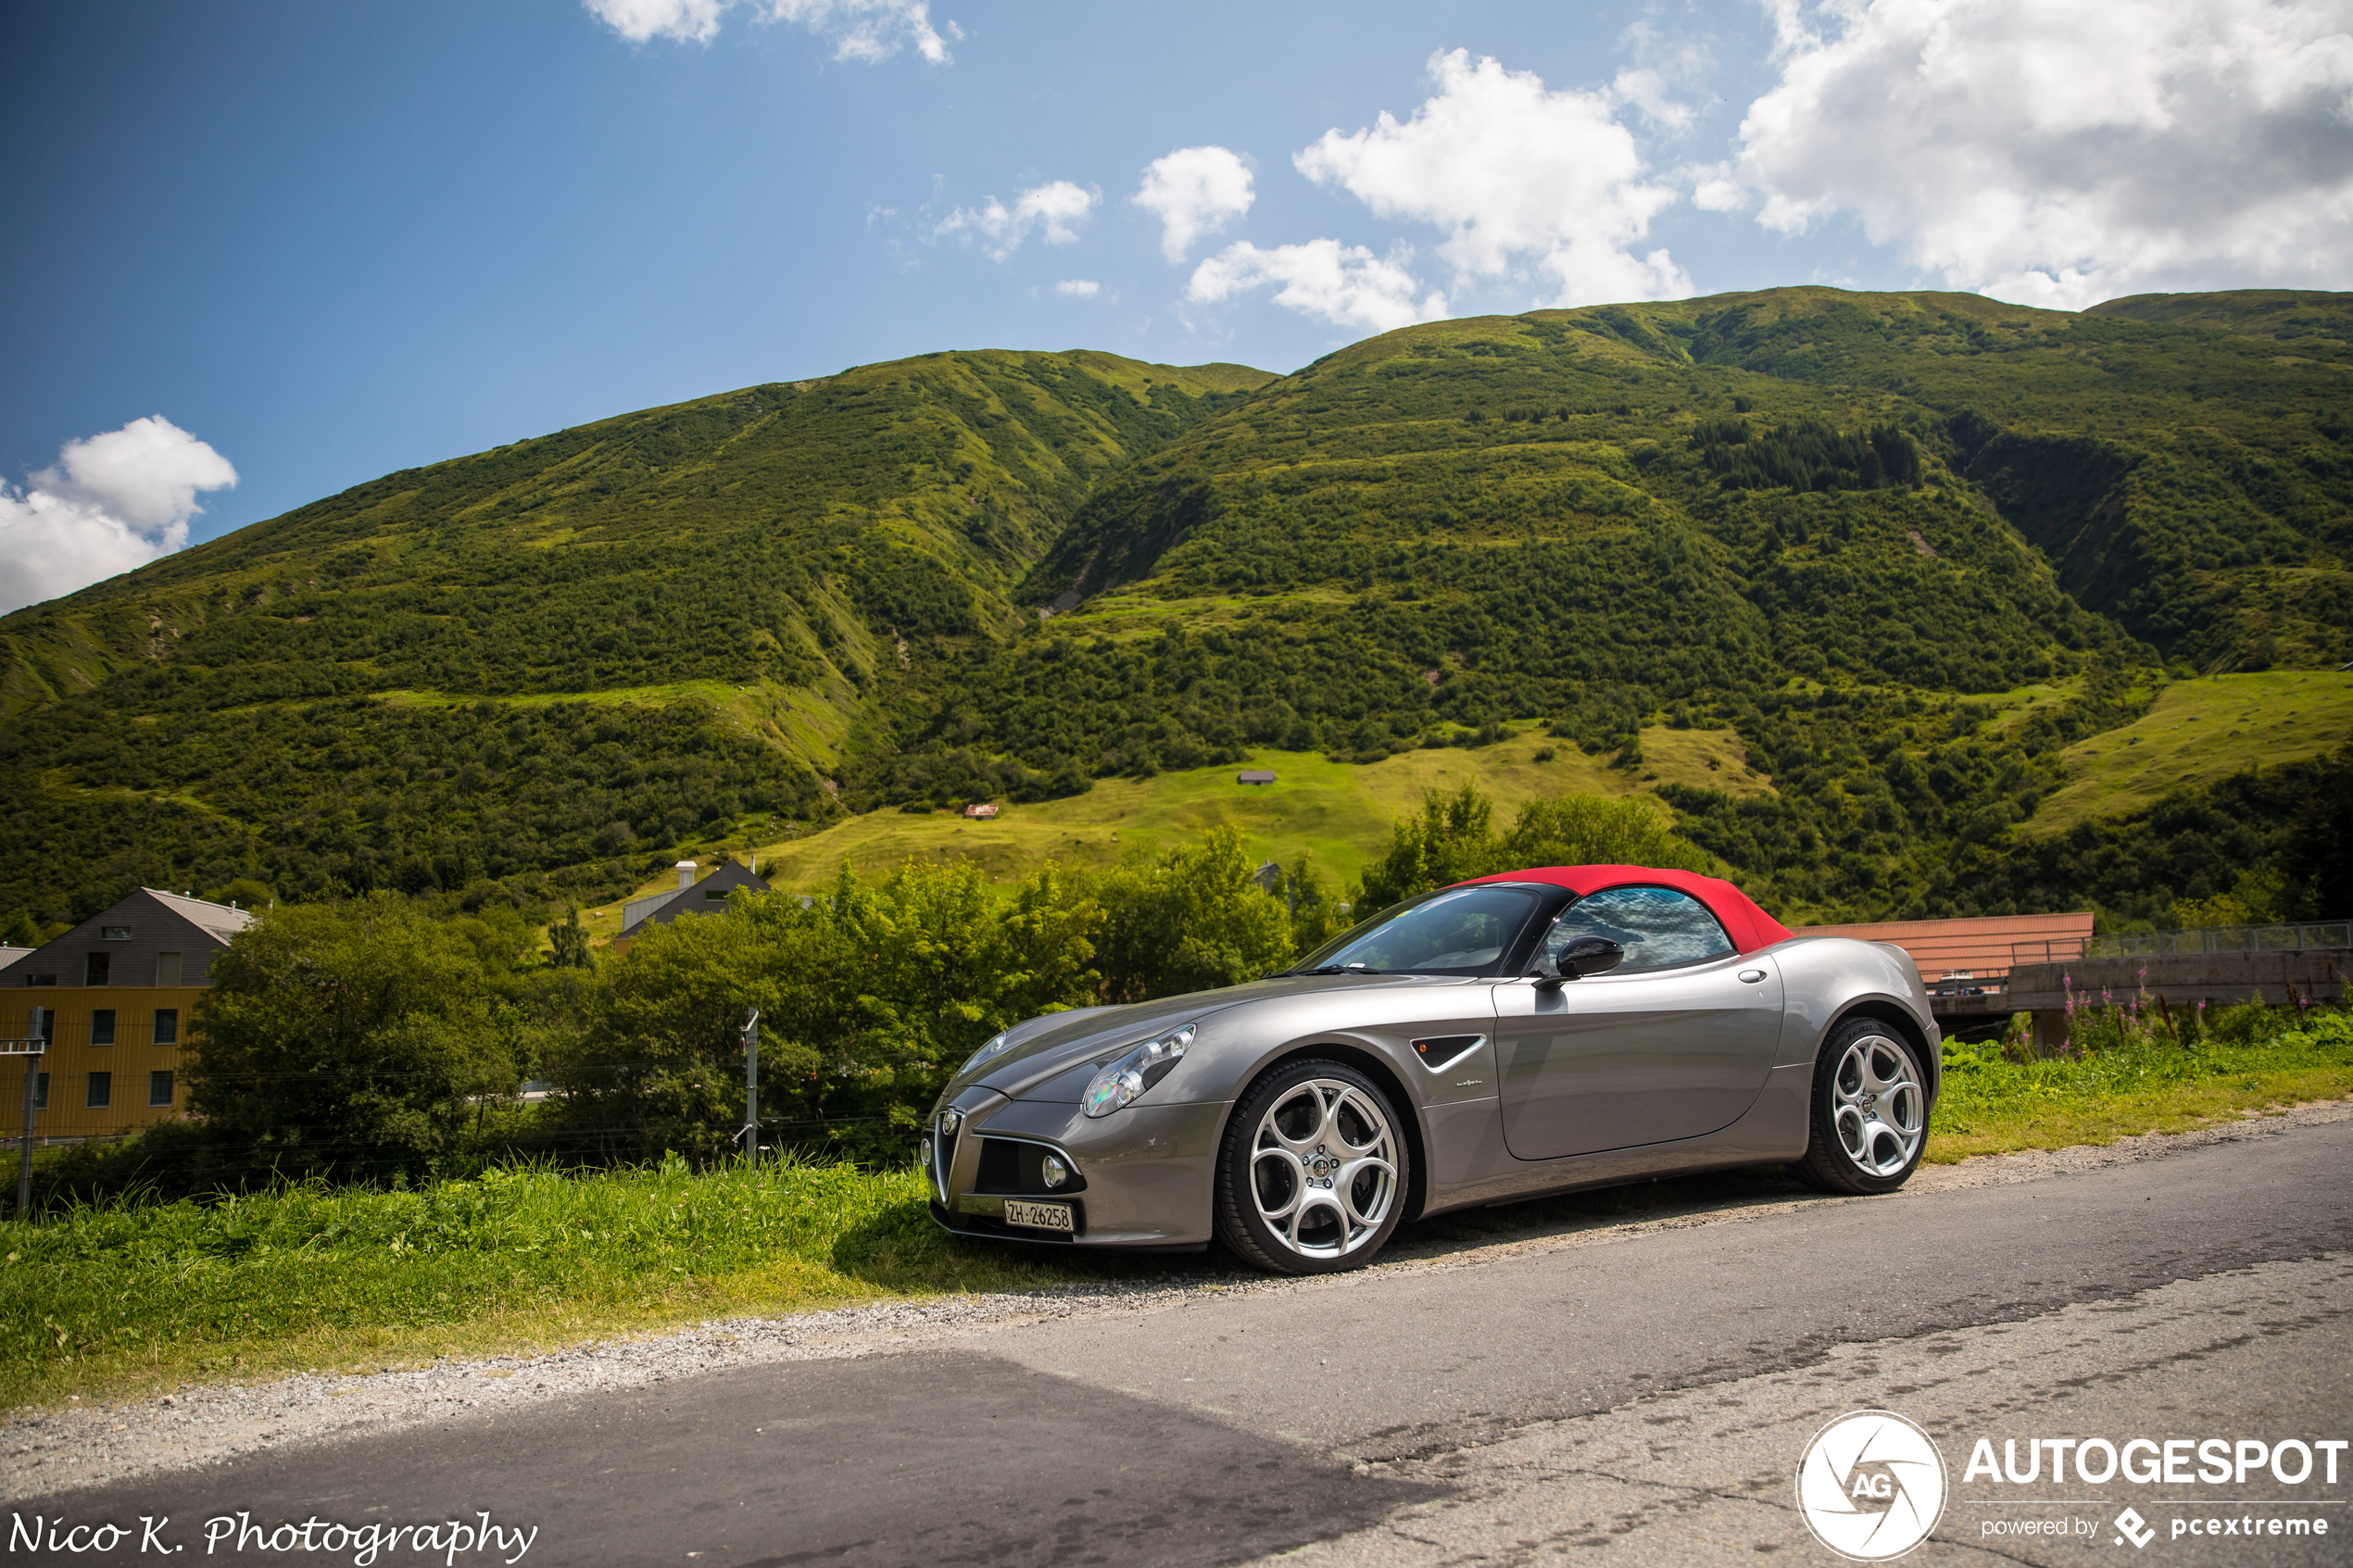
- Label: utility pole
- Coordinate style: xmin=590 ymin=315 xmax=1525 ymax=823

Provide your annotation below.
xmin=740 ymin=1009 xmax=761 ymax=1171
xmin=12 ymin=1007 xmax=48 ymax=1221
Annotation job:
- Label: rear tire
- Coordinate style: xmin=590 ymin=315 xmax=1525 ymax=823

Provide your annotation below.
xmin=1793 ymin=1018 xmax=1929 ymax=1195
xmin=1214 ymin=1059 xmax=1410 ymax=1274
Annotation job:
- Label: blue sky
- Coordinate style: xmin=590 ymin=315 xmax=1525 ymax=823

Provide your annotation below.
xmin=4 ymin=0 xmax=2348 ymax=612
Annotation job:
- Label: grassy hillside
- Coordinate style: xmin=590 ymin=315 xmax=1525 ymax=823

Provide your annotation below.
xmin=1 ymin=288 xmax=2346 ymax=931
xmin=581 ymin=721 xmax=1768 ymax=940
xmin=866 ymin=290 xmax=2350 ymax=922
xmin=0 ymin=352 xmax=1271 ymax=921
xmin=2028 ymin=670 xmax=2353 ymax=834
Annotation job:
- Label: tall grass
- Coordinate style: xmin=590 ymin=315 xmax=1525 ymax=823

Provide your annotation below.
xmin=0 ymin=1153 xmax=1095 ymax=1408
xmin=1931 ymin=1006 xmax=2353 ymax=1159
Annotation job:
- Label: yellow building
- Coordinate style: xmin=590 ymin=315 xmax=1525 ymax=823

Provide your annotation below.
xmin=0 ymin=889 xmax=251 ymax=1146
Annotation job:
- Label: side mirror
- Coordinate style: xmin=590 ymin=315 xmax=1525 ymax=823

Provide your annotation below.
xmin=1533 ymin=936 xmax=1625 ymax=987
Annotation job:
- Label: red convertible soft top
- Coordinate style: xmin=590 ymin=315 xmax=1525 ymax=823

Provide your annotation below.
xmin=1452 ymin=864 xmax=1796 ymax=956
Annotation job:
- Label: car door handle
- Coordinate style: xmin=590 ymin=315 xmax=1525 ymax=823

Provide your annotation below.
xmin=1738 ymin=969 xmax=1768 ymax=984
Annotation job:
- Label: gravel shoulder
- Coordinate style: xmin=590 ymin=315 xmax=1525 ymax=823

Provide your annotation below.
xmin=8 ymin=1097 xmax=2347 ymax=1501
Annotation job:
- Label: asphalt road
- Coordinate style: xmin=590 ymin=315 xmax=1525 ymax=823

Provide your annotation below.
xmin=21 ymin=1118 xmax=2353 ymax=1567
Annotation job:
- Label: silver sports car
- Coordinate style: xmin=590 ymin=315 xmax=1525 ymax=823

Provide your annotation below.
xmin=925 ymin=865 xmax=1940 ymax=1274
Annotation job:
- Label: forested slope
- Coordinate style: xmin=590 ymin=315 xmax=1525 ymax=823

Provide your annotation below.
xmin=0 ymin=352 xmax=1269 ymax=919
xmin=881 ymin=289 xmax=2353 ymax=922
xmin=1 ymin=287 xmax=2346 ymax=931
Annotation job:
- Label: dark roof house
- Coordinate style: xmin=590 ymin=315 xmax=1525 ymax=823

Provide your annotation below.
xmin=0 ymin=887 xmax=254 ymax=990
xmin=1237 ymin=770 xmax=1277 ymax=786
xmin=618 ymin=859 xmax=772 ymax=939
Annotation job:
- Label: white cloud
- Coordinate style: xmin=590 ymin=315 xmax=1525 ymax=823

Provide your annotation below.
xmin=1054 ymin=279 xmax=1101 ymax=296
xmin=1293 ymin=48 xmax=1693 ymax=307
xmin=1186 ymin=239 xmax=1449 ymax=333
xmin=1133 ymin=145 xmax=1256 ymax=262
xmin=0 ymin=416 xmax=236 ymax=616
xmin=1722 ymin=0 xmax=2353 ymax=307
xmin=937 ymin=181 xmax=1098 ymax=258
xmin=583 ymin=0 xmax=952 ymax=61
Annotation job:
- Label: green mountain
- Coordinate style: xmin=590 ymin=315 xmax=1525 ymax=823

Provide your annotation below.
xmin=0 ymin=351 xmax=1269 ymax=919
xmin=4 ymin=288 xmax=2347 ymax=930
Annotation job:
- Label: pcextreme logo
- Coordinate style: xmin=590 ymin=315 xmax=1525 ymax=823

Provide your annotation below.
xmin=1795 ymin=1410 xmax=1949 ymax=1562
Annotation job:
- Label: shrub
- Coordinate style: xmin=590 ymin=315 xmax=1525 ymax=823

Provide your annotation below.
xmin=188 ymin=896 xmax=521 ymax=1180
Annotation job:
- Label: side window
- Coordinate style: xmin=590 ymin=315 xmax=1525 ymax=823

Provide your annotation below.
xmin=1546 ymin=886 xmax=1734 ymax=973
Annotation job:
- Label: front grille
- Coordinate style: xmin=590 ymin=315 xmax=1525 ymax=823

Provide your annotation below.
xmin=973 ymin=1136 xmax=1087 ymax=1195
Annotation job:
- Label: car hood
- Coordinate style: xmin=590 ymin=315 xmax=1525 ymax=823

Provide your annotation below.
xmin=954 ymin=972 xmax=1450 ymax=1104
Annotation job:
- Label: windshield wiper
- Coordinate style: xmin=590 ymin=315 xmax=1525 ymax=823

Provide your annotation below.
xmin=1277 ymin=963 xmax=1381 ymax=977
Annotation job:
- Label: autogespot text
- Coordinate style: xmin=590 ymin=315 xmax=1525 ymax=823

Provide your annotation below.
xmin=1963 ymin=1433 xmax=2344 ymax=1548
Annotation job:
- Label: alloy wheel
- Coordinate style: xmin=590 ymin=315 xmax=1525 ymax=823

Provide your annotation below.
xmin=1832 ymin=1035 xmax=1923 ymax=1177
xmin=1248 ymin=1078 xmax=1399 ymax=1260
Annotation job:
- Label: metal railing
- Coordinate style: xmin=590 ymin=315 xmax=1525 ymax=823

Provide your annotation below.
xmin=2087 ymin=922 xmax=2351 ymax=960
xmin=2007 ymin=921 xmax=2351 ymax=967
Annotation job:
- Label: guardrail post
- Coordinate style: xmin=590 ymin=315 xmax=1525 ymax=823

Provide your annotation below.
xmin=741 ymin=1008 xmax=761 ymax=1172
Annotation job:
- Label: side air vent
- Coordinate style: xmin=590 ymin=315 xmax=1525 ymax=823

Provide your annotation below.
xmin=1411 ymin=1034 xmax=1484 ymax=1071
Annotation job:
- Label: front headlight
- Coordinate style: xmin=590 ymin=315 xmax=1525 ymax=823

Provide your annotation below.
xmin=1082 ymin=1025 xmax=1195 ymax=1118
xmin=959 ymin=1031 xmax=1014 ymax=1079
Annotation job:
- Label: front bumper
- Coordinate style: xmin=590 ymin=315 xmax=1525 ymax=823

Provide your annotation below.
xmin=924 ymin=1085 xmax=1226 ymax=1248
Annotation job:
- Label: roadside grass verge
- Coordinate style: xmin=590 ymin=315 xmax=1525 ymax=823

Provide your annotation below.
xmin=1928 ymin=1009 xmax=2353 ymax=1160
xmin=0 ymin=1155 xmax=1163 ymax=1411
xmin=7 ymin=1013 xmax=2348 ymax=1411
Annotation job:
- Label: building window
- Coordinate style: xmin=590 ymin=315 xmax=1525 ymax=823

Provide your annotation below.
xmin=86 ymin=1072 xmax=111 ymax=1110
xmin=85 ymin=952 xmax=110 ymax=986
xmin=91 ymin=1010 xmax=116 ymax=1047
xmin=101 ymin=926 xmax=131 ymax=941
xmin=31 ymin=1073 xmax=47 ymax=1110
xmin=24 ymin=974 xmax=55 ymax=987
xmin=153 ymin=1009 xmax=179 ymax=1046
xmin=155 ymin=951 xmax=182 ymax=986
xmin=149 ymin=1070 xmax=174 ymax=1107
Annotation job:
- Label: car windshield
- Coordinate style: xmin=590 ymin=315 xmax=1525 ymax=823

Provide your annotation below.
xmin=1296 ymin=884 xmax=1543 ymax=976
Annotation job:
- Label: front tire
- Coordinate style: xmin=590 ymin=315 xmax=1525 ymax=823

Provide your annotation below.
xmin=1214 ymin=1060 xmax=1410 ymax=1274
xmin=1794 ymin=1018 xmax=1929 ymax=1195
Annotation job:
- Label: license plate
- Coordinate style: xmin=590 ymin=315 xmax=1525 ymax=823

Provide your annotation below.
xmin=1001 ymin=1198 xmax=1073 ymax=1233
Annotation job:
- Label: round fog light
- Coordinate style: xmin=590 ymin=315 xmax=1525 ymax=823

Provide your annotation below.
xmin=1040 ymin=1154 xmax=1069 ymax=1189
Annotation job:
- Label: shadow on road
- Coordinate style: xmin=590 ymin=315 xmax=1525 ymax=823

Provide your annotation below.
xmin=827 ymin=1161 xmax=1838 ymax=1297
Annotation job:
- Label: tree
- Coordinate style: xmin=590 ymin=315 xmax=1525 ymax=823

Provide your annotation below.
xmin=1357 ymin=785 xmax=1717 ymax=909
xmin=1504 ymin=795 xmax=1715 ymax=875
xmin=1356 ymin=784 xmax=1502 ymax=909
xmin=547 ymin=905 xmax=592 ymax=969
xmin=188 ymin=894 xmax=518 ymax=1176
xmin=1091 ymin=827 xmax=1294 ymax=1002
xmin=1282 ymin=855 xmax=1352 ymax=953
xmin=559 ymin=861 xmax=1102 ymax=1161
